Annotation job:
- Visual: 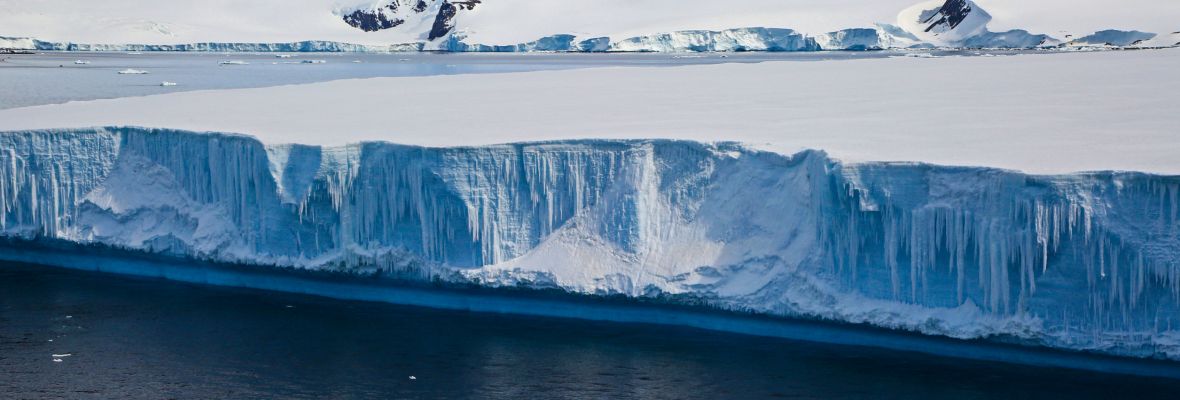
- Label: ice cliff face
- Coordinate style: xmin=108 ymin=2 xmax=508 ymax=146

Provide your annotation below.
xmin=3 ymin=127 xmax=1180 ymax=359
xmin=0 ymin=36 xmax=36 ymax=50
xmin=606 ymin=28 xmax=819 ymax=52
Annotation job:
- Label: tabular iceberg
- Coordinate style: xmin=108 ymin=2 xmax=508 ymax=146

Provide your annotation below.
xmin=2 ymin=127 xmax=1179 ymax=359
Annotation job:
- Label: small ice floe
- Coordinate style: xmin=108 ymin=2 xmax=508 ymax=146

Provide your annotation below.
xmin=352 ymin=60 xmax=362 ymax=63
xmin=408 ymin=376 xmax=417 ymax=380
xmin=301 ymin=59 xmax=326 ymax=64
xmin=65 ymin=315 xmax=73 ymax=319
xmin=160 ymin=81 xmax=178 ymax=86
xmin=672 ymin=55 xmax=705 ymax=59
xmin=53 ymin=358 xmax=63 ymax=363
xmin=276 ymin=54 xmax=293 ymax=58
xmin=73 ymin=60 xmax=90 ymax=65
xmin=902 ymin=53 xmax=939 ymax=58
xmin=52 ymin=353 xmax=72 ymax=358
xmin=220 ymin=60 xmax=249 ymax=65
xmin=284 ymin=305 xmax=295 ymax=308
xmin=126 ymin=52 xmax=143 ymax=55
xmin=398 ymin=58 xmax=410 ymax=62
xmin=117 ymin=69 xmax=149 ymax=74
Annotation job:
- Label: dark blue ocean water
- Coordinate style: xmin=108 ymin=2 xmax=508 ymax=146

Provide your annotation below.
xmin=1 ymin=261 xmax=1177 ymax=399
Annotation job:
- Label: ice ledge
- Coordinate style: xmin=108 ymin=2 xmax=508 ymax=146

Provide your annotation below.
xmin=3 ymin=126 xmax=1180 ymax=360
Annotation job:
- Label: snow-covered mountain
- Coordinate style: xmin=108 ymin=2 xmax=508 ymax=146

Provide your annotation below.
xmin=3 ymin=126 xmax=1180 ymax=359
xmin=897 ymin=0 xmax=990 ymax=45
xmin=895 ymin=0 xmax=1060 ymax=48
xmin=0 ymin=0 xmax=1177 ymax=51
xmin=335 ymin=0 xmax=479 ymax=40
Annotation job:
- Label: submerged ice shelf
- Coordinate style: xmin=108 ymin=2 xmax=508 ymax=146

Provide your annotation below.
xmin=2 ymin=126 xmax=1179 ymax=360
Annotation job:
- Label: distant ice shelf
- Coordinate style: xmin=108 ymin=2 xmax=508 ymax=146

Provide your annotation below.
xmin=2 ymin=126 xmax=1180 ymax=360
xmin=5 ymin=27 xmax=1173 ymax=53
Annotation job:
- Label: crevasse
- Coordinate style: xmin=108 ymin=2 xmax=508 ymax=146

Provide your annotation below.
xmin=2 ymin=126 xmax=1179 ymax=359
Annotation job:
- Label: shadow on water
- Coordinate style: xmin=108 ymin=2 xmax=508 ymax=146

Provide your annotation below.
xmin=2 ymin=260 xmax=1179 ymax=399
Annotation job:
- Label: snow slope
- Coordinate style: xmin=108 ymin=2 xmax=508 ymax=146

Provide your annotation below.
xmin=1 ymin=50 xmax=1177 ymax=174
xmin=2 ymin=126 xmax=1180 ymax=360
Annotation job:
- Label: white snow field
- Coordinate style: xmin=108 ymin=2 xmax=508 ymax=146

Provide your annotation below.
xmin=1 ymin=49 xmax=1177 ymax=174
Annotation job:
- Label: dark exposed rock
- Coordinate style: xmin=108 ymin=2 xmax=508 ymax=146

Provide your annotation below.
xmin=452 ymin=0 xmax=481 ymax=11
xmin=920 ymin=0 xmax=972 ymax=33
xmin=414 ymin=0 xmax=429 ymax=12
xmin=342 ymin=6 xmax=406 ymax=32
xmin=429 ymin=2 xmax=459 ymax=40
xmin=429 ymin=1 xmax=481 ymax=39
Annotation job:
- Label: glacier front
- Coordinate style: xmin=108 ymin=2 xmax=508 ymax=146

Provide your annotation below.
xmin=3 ymin=126 xmax=1180 ymax=360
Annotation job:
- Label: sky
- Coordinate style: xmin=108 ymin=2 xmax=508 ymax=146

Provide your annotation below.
xmin=0 ymin=0 xmax=1176 ymax=44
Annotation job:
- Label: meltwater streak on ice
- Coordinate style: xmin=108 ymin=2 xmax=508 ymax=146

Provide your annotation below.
xmin=1 ymin=127 xmax=1179 ymax=359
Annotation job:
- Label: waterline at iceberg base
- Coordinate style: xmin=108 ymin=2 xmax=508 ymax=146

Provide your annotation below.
xmin=2 ymin=126 xmax=1179 ymax=362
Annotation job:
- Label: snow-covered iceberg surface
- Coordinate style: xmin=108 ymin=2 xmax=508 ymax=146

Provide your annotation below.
xmin=3 ymin=126 xmax=1180 ymax=360
xmin=1066 ymin=30 xmax=1158 ymax=47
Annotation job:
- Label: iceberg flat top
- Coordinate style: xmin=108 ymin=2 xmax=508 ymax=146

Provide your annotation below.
xmin=1 ymin=50 xmax=1178 ymax=174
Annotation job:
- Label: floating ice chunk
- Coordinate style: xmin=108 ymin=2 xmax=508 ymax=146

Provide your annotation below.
xmin=117 ymin=69 xmax=149 ymax=74
xmin=160 ymin=81 xmax=177 ymax=87
xmin=52 ymin=353 xmax=72 ymax=358
xmin=301 ymin=59 xmax=326 ymax=64
xmin=73 ymin=60 xmax=90 ymax=65
xmin=219 ymin=60 xmax=248 ymax=65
